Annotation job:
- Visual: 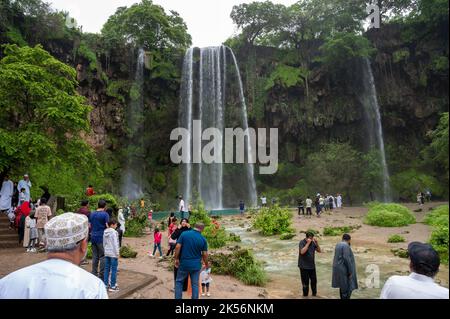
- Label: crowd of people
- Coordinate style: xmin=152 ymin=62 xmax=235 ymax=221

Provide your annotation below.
xmin=0 ymin=180 xmax=448 ymax=300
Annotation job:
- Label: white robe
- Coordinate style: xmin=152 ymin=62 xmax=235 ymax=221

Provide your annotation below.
xmin=17 ymin=179 xmax=32 ymax=202
xmin=0 ymin=180 xmax=13 ymax=211
xmin=0 ymin=259 xmax=108 ymax=299
xmin=336 ymin=196 xmax=342 ymax=208
xmin=118 ymin=210 xmax=126 ymax=233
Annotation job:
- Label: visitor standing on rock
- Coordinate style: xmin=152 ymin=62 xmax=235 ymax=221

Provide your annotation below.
xmin=174 ymin=222 xmax=208 ymax=299
xmin=89 ymin=199 xmax=109 ymax=279
xmin=298 ymin=231 xmax=321 ymax=297
xmin=17 ymin=174 xmax=32 ymax=203
xmin=380 ymin=242 xmax=449 ymax=299
xmin=297 ymin=198 xmax=304 ymax=216
xmin=239 ymin=200 xmax=245 ymax=215
xmin=336 ymin=194 xmax=342 ymax=209
xmin=0 ymin=213 xmax=108 ymax=299
xmin=0 ymin=175 xmax=14 ymax=213
xmin=35 ymin=197 xmax=52 ymax=248
xmin=331 ymin=234 xmax=358 ymax=299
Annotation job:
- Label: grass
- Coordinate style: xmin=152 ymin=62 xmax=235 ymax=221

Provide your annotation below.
xmin=323 ymin=225 xmax=361 ymax=236
xmin=424 ymin=205 xmax=449 ymax=264
xmin=364 ymin=203 xmax=416 ymax=227
xmin=387 ymin=234 xmax=406 ymax=243
xmin=209 ymin=249 xmax=267 ymax=286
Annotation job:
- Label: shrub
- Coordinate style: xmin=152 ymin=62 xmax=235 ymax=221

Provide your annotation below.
xmin=424 ymin=205 xmax=449 ymax=226
xmin=120 ymin=245 xmax=138 ymax=258
xmin=88 ymin=194 xmax=118 ymax=212
xmin=323 ymin=225 xmax=361 ymax=236
xmin=124 ymin=214 xmax=147 ymax=237
xmin=425 ymin=205 xmax=449 ymax=264
xmin=280 ymin=233 xmax=296 ymax=240
xmin=86 ymin=243 xmax=92 ymax=259
xmin=209 ymin=249 xmax=267 ymax=286
xmin=253 ymin=205 xmax=293 ymax=236
xmin=203 ymin=224 xmax=228 ymax=249
xmin=364 ymin=203 xmax=416 ymax=227
xmin=387 ymin=234 xmax=406 ymax=243
xmin=228 ymin=233 xmax=241 ymax=242
xmin=391 ymin=248 xmax=409 ymax=258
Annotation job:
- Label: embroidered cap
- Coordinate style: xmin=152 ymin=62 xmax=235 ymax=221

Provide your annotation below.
xmin=45 ymin=213 xmax=89 ymax=250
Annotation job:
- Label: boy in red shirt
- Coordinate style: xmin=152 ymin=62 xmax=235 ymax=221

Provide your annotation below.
xmin=150 ymin=227 xmax=163 ymax=258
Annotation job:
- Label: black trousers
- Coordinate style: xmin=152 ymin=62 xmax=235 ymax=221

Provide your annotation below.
xmin=306 ymin=207 xmax=312 ymax=215
xmin=299 ymin=268 xmax=317 ymax=296
xmin=298 ymin=206 xmax=304 ymax=215
xmin=339 ymin=288 xmax=352 ymax=299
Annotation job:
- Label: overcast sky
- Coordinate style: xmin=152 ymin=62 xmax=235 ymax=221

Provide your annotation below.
xmin=48 ymin=0 xmax=298 ymax=47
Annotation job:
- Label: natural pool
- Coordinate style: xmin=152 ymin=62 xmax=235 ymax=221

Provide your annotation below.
xmin=223 ymin=218 xmax=449 ymax=299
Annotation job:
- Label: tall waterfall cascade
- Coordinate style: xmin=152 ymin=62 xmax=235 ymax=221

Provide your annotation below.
xmin=179 ymin=46 xmax=257 ymax=210
xmin=360 ymin=58 xmax=392 ymax=202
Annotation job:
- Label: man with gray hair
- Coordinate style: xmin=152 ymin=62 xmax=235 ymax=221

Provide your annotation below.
xmin=174 ymin=222 xmax=209 ymax=299
xmin=0 ymin=213 xmax=108 ymax=299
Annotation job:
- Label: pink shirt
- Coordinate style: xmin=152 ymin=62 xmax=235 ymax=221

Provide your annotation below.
xmin=154 ymin=232 xmax=162 ymax=244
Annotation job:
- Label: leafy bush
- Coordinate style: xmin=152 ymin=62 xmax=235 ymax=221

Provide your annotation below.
xmin=120 ymin=245 xmax=138 ymax=258
xmin=364 ymin=203 xmax=416 ymax=227
xmin=228 ymin=233 xmax=242 ymax=242
xmin=299 ymin=229 xmax=320 ymax=236
xmin=88 ymin=194 xmax=118 ymax=212
xmin=391 ymin=248 xmax=409 ymax=258
xmin=280 ymin=232 xmax=295 ymax=240
xmin=203 ymin=224 xmax=228 ymax=249
xmin=253 ymin=205 xmax=293 ymax=236
xmin=323 ymin=225 xmax=361 ymax=236
xmin=86 ymin=243 xmax=92 ymax=259
xmin=209 ymin=249 xmax=267 ymax=286
xmin=425 ymin=205 xmax=449 ymax=264
xmin=124 ymin=214 xmax=147 ymax=237
xmin=387 ymin=234 xmax=406 ymax=243
xmin=424 ymin=205 xmax=449 ymax=226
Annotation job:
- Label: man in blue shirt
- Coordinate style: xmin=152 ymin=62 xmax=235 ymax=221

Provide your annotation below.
xmin=174 ymin=223 xmax=209 ymax=299
xmin=89 ymin=199 xmax=109 ymax=279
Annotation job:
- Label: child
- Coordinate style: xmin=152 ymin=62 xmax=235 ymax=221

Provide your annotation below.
xmin=18 ymin=188 xmax=26 ymax=206
xmin=200 ymin=265 xmax=212 ymax=297
xmin=148 ymin=209 xmax=153 ymax=224
xmin=26 ymin=213 xmax=38 ymax=252
xmin=150 ymin=227 xmax=163 ymax=258
xmin=7 ymin=208 xmax=15 ymax=230
xmin=103 ymin=219 xmax=120 ymax=292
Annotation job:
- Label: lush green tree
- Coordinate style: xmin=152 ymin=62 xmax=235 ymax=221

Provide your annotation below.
xmin=304 ymin=142 xmax=363 ymax=204
xmin=361 ymin=149 xmax=384 ymax=201
xmin=101 ymin=0 xmax=191 ymax=51
xmin=230 ymin=1 xmax=288 ymax=46
xmin=0 ymin=44 xmax=97 ymax=179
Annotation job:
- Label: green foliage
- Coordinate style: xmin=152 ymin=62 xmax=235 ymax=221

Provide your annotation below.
xmin=209 ymin=249 xmax=267 ymax=286
xmin=6 ymin=26 xmax=28 ymax=46
xmin=392 ymin=48 xmax=410 ymax=63
xmin=76 ymin=41 xmax=98 ymax=72
xmin=323 ymin=225 xmax=361 ymax=236
xmin=425 ymin=205 xmax=449 ymax=264
xmin=88 ymin=194 xmax=118 ymax=211
xmin=317 ymin=33 xmax=376 ymax=69
xmin=387 ymin=234 xmax=406 ymax=243
xmin=106 ymin=80 xmax=131 ymax=103
xmin=86 ymin=242 xmax=92 ymax=259
xmin=391 ymin=169 xmax=444 ymax=201
xmin=280 ymin=232 xmax=295 ymax=240
xmin=424 ymin=113 xmax=449 ymax=183
xmin=424 ymin=205 xmax=449 ymax=226
xmin=0 ymin=44 xmax=99 ymax=191
xmin=124 ymin=213 xmax=147 ymax=237
xmin=391 ymin=248 xmax=409 ymax=258
xmin=151 ymin=172 xmax=166 ymax=192
xmin=101 ymin=0 xmax=191 ymax=51
xmin=364 ymin=203 xmax=416 ymax=227
xmin=203 ymin=225 xmax=228 ymax=249
xmin=120 ymin=245 xmax=138 ymax=258
xmin=228 ymin=233 xmax=242 ymax=242
xmin=253 ymin=205 xmax=293 ymax=236
xmin=264 ymin=64 xmax=306 ymax=90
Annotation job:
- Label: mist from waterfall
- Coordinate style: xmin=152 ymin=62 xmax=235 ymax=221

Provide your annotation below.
xmin=179 ymin=46 xmax=257 ymax=209
xmin=122 ymin=48 xmax=145 ymax=200
xmin=361 ymin=58 xmax=392 ymax=202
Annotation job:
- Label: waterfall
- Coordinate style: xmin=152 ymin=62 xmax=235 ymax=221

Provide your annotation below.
xmin=179 ymin=46 xmax=257 ymax=209
xmin=361 ymin=58 xmax=392 ymax=202
xmin=122 ymin=48 xmax=145 ymax=200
